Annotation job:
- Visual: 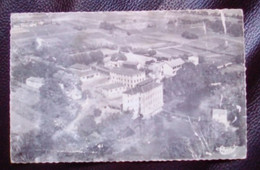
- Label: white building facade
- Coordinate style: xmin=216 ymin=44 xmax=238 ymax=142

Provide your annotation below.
xmin=122 ymin=79 xmax=163 ymax=119
xmin=212 ymin=109 xmax=229 ymax=127
xmin=110 ymin=67 xmax=146 ymax=88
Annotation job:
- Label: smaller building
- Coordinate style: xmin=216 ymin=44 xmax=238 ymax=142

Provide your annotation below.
xmin=148 ymin=62 xmax=173 ymax=79
xmin=26 ymin=77 xmax=44 ymax=89
xmin=166 ymin=58 xmax=185 ymax=75
xmin=104 ymin=60 xmax=123 ymax=68
xmin=212 ymin=109 xmax=229 ymax=127
xmin=79 ymin=70 xmax=100 ymax=82
xmin=188 ymin=56 xmax=199 ymax=65
xmin=101 ymin=83 xmax=127 ymax=98
xmin=148 ymin=59 xmax=185 ymax=79
xmin=69 ymin=64 xmax=100 ymax=82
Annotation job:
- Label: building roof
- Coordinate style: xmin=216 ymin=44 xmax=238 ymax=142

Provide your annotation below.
xmin=102 ymin=83 xmax=125 ymax=90
xmin=78 ymin=70 xmax=97 ymax=77
xmin=93 ymin=65 xmax=110 ymax=72
xmin=166 ymin=58 xmax=185 ymax=68
xmin=110 ymin=67 xmax=143 ymax=76
xmin=70 ymin=63 xmax=89 ymax=70
xmin=148 ymin=61 xmax=164 ymax=69
xmin=122 ymin=61 xmax=140 ymax=69
xmin=124 ymin=79 xmax=161 ymax=95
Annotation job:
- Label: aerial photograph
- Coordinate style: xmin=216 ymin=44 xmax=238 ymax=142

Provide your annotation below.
xmin=10 ymin=10 xmax=246 ymax=163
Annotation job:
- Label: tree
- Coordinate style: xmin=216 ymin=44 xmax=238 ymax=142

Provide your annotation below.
xmin=11 ymin=130 xmax=53 ymax=163
xmin=200 ymin=64 xmax=222 ymax=85
xmin=168 ymin=137 xmax=192 ymax=159
xmin=89 ymin=50 xmax=104 ymax=63
xmin=164 ymin=63 xmax=221 ymax=112
xmin=234 ymin=55 xmax=244 ymax=64
xmin=145 ymin=60 xmax=155 ymax=65
xmin=111 ymin=52 xmax=127 ymax=61
xmin=40 ymin=78 xmax=68 ymax=105
xmin=12 ymin=62 xmax=57 ymax=83
xmin=94 ymin=108 xmax=102 ymax=117
xmin=164 ymin=63 xmax=206 ymax=98
xmin=147 ymin=49 xmax=157 ymax=56
xmin=77 ymin=115 xmax=96 ymax=136
xmin=99 ymin=21 xmax=116 ymax=32
xmin=227 ymin=23 xmax=243 ymax=37
xmin=198 ymin=55 xmax=205 ymax=63
xmin=53 ymin=70 xmax=81 ymax=93
xmin=181 ymin=31 xmax=199 ymax=39
xmin=120 ymin=46 xmax=131 ymax=53
xmin=132 ymin=48 xmax=148 ymax=55
xmin=34 ymin=71 xmax=82 ymax=148
xmin=215 ymin=131 xmax=239 ymax=148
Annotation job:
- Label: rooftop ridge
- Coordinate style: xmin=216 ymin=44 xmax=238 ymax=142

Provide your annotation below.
xmin=124 ymin=79 xmax=161 ymax=95
xmin=110 ymin=67 xmax=143 ymax=76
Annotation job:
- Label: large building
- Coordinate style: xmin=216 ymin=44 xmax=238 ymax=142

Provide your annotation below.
xmin=110 ymin=67 xmax=146 ymax=88
xmin=122 ymin=79 xmax=163 ymax=119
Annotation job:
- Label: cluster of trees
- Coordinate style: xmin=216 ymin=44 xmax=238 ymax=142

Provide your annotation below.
xmin=194 ymin=119 xmax=240 ymax=154
xmin=164 ymin=63 xmax=222 ymax=112
xmin=167 ymin=17 xmax=243 ymax=38
xmin=234 ymin=54 xmax=244 ymax=64
xmin=181 ymin=31 xmax=199 ymax=39
xmin=163 ymin=60 xmax=245 ymax=150
xmin=214 ymin=82 xmax=246 ymax=146
xmin=132 ymin=48 xmax=157 ymax=57
xmin=203 ymin=19 xmax=243 ymax=37
xmin=164 ymin=63 xmax=221 ymax=97
xmin=11 ymin=67 xmax=86 ymax=162
xmin=38 ymin=75 xmax=81 ymax=130
xmin=119 ymin=46 xmax=132 ymax=53
xmin=11 ymin=130 xmax=54 ymax=162
xmin=111 ymin=52 xmax=127 ymax=61
xmin=69 ymin=50 xmax=104 ymax=66
xmin=12 ymin=62 xmax=58 ymax=83
xmin=19 ymin=71 xmax=82 ymax=161
xmin=99 ymin=21 xmax=116 ymax=33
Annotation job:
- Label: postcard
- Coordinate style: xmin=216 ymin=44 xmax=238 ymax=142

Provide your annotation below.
xmin=10 ymin=9 xmax=246 ymax=163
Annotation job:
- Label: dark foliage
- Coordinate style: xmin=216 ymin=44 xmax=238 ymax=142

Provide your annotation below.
xmin=181 ymin=31 xmax=199 ymax=39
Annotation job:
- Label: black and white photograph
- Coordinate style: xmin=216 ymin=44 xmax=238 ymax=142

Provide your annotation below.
xmin=10 ymin=10 xmax=246 ymax=163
